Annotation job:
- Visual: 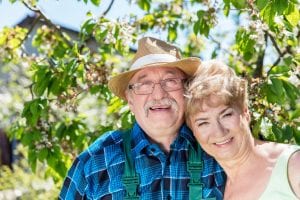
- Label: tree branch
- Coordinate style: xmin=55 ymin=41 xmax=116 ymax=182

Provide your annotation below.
xmin=266 ymin=29 xmax=299 ymax=75
xmin=253 ymin=32 xmax=267 ymax=78
xmin=22 ymin=1 xmax=74 ymax=48
xmin=102 ymin=0 xmax=115 ymax=16
xmin=268 ymin=31 xmax=283 ymax=56
xmin=19 ymin=14 xmax=42 ymax=54
xmin=209 ymin=35 xmax=252 ymax=67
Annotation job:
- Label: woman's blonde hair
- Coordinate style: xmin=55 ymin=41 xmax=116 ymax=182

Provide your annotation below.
xmin=185 ymin=60 xmax=248 ymax=125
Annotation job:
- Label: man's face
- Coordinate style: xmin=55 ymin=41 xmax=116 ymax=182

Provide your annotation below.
xmin=126 ymin=66 xmax=186 ymax=137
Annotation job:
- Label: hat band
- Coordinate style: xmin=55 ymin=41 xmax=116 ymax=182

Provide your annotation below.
xmin=131 ymin=54 xmax=178 ymax=70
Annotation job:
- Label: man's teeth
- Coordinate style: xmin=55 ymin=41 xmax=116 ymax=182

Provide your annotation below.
xmin=151 ymin=105 xmax=169 ymax=109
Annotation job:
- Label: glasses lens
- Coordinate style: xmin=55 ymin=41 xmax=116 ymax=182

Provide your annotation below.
xmin=130 ymin=78 xmax=183 ymax=95
xmin=135 ymin=81 xmax=153 ymax=95
xmin=162 ymin=78 xmax=183 ymax=91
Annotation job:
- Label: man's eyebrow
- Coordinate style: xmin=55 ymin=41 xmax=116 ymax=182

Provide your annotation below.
xmin=134 ymin=69 xmax=181 ymax=82
xmin=165 ymin=68 xmax=183 ymax=76
xmin=134 ymin=74 xmax=148 ymax=82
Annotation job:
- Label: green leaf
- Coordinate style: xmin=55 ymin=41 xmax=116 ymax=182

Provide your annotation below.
xmin=274 ymin=0 xmax=288 ymax=15
xmin=231 ymin=0 xmax=247 ymax=9
xmin=56 ymin=160 xmax=68 ymax=177
xmin=107 ymin=97 xmax=124 ymax=114
xmin=28 ymin=149 xmax=37 ymax=172
xmin=256 ymin=0 xmax=268 ymax=10
xmin=252 ymin=117 xmax=262 ymax=138
xmin=91 ymin=0 xmax=101 ymax=6
xmin=48 ymin=152 xmax=58 ymax=169
xmin=56 ymin=122 xmax=67 ymax=139
xmin=168 ymin=24 xmax=178 ymax=42
xmin=223 ymin=3 xmax=230 ymax=16
xmin=137 ymin=0 xmax=151 ymax=12
xmin=194 ymin=10 xmax=211 ymax=37
xmin=270 ymin=77 xmax=284 ymax=96
xmin=53 ymin=41 xmax=68 ymax=58
xmin=48 ymin=76 xmax=62 ymax=96
xmin=293 ymin=127 xmax=300 ymax=145
xmin=282 ymin=79 xmax=299 ymax=103
xmin=262 ymin=83 xmax=284 ymax=104
xmin=193 ymin=21 xmax=201 ymax=35
xmin=21 ymin=130 xmax=41 ymax=146
xmin=121 ymin=110 xmax=134 ymax=129
xmin=285 ymin=3 xmax=300 ymax=27
xmin=222 ymin=0 xmax=231 ymax=16
xmin=283 ymin=125 xmax=293 ymax=141
xmin=272 ymin=125 xmax=284 ymax=143
xmin=33 ymin=71 xmax=51 ymax=96
xmin=80 ymin=19 xmax=96 ymax=41
xmin=289 ymin=107 xmax=300 ymax=120
xmin=269 ymin=65 xmax=290 ymax=75
xmin=261 ymin=3 xmax=275 ymax=26
xmin=283 ymin=56 xmax=293 ymax=66
xmin=235 ymin=28 xmax=256 ymax=61
xmin=38 ymin=148 xmax=49 ymax=161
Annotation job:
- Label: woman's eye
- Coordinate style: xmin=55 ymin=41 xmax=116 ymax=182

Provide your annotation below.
xmin=223 ymin=112 xmax=233 ymax=117
xmin=197 ymin=122 xmax=208 ymax=127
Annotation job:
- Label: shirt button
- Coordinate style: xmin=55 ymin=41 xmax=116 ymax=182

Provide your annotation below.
xmin=166 ymin=157 xmax=171 ymax=165
xmin=150 ymin=147 xmax=155 ymax=152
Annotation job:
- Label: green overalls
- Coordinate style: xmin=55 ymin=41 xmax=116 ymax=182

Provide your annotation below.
xmin=121 ymin=130 xmax=216 ymax=200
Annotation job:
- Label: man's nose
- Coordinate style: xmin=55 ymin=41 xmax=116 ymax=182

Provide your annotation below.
xmin=151 ymin=83 xmax=167 ymax=99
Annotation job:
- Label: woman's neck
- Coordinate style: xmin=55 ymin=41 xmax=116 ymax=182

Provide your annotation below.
xmin=219 ymin=139 xmax=268 ymax=182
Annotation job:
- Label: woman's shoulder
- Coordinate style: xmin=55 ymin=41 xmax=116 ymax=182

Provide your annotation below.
xmin=259 ymin=142 xmax=288 ymax=159
xmin=288 ymin=146 xmax=300 ymax=198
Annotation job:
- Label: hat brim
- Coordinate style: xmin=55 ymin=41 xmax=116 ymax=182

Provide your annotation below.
xmin=108 ymin=57 xmax=201 ymax=100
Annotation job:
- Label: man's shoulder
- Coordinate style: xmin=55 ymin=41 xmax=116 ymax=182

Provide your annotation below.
xmin=75 ymin=130 xmax=123 ymax=162
xmin=87 ymin=130 xmax=123 ymax=154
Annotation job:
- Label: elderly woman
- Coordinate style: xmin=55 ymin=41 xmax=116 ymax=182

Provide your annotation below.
xmin=185 ymin=60 xmax=300 ymax=200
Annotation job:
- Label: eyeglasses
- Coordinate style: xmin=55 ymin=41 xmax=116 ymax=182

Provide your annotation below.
xmin=128 ymin=78 xmax=185 ymax=95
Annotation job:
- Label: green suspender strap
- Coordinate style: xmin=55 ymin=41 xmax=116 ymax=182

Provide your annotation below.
xmin=121 ymin=130 xmax=140 ymax=200
xmin=187 ymin=143 xmax=216 ymax=200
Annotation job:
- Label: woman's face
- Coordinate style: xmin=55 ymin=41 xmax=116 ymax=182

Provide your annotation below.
xmin=189 ymin=95 xmax=251 ymax=162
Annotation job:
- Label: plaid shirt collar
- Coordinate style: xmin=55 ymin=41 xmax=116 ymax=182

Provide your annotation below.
xmin=130 ymin=122 xmax=196 ymax=156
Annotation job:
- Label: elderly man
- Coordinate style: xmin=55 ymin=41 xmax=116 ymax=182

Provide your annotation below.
xmin=59 ymin=37 xmax=225 ymax=199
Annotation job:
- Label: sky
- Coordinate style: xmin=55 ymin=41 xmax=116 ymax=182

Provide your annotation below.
xmin=0 ymin=0 xmax=240 ymax=61
xmin=0 ymin=0 xmax=144 ymax=30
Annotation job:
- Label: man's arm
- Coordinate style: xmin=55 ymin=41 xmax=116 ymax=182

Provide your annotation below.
xmin=59 ymin=157 xmax=88 ymax=199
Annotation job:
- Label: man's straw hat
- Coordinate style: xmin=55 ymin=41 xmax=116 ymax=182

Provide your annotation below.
xmin=108 ymin=37 xmax=201 ymax=100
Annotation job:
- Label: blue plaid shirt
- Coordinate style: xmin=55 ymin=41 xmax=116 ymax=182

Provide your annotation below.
xmin=59 ymin=122 xmax=225 ymax=199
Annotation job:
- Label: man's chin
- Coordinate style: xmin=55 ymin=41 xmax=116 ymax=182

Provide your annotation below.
xmin=147 ymin=119 xmax=182 ymax=129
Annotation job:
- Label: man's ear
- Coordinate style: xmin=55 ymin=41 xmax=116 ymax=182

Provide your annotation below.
xmin=125 ymin=90 xmax=133 ymax=110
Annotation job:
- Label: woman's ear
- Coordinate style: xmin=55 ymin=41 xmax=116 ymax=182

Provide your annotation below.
xmin=243 ymin=107 xmax=251 ymax=124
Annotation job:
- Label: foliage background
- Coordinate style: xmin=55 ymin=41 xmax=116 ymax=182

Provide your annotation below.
xmin=0 ymin=0 xmax=299 ymax=199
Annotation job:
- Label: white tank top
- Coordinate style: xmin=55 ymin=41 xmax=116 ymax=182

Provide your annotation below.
xmin=259 ymin=145 xmax=300 ymax=200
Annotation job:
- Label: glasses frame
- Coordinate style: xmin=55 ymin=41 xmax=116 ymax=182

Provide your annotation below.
xmin=128 ymin=78 xmax=186 ymax=95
